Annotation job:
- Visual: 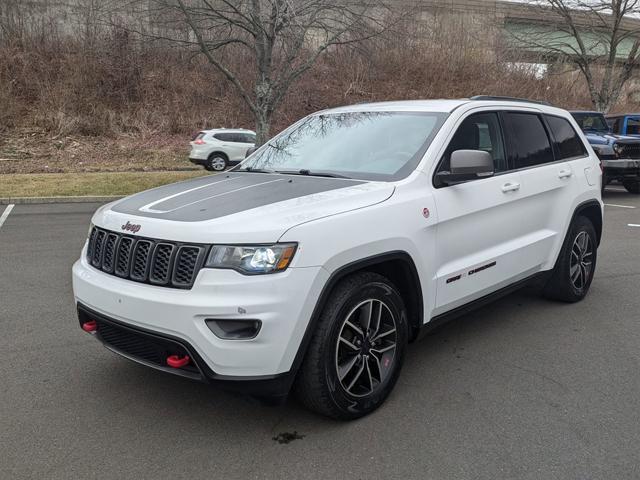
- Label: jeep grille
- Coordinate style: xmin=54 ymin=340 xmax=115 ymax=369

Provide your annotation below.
xmin=616 ymin=143 xmax=640 ymax=158
xmin=86 ymin=227 xmax=208 ymax=289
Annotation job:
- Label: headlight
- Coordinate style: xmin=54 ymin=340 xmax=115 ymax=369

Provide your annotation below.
xmin=613 ymin=143 xmax=623 ymax=155
xmin=204 ymin=243 xmax=297 ymax=274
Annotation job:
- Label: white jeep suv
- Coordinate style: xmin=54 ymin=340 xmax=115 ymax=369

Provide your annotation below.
xmin=73 ymin=97 xmax=602 ymax=419
xmin=189 ymin=128 xmax=256 ymax=171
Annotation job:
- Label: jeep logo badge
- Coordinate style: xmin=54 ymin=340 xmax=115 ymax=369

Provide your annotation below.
xmin=121 ymin=221 xmax=141 ymax=233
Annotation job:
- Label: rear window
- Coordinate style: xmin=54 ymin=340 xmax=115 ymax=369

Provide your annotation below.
xmin=239 ymin=133 xmax=256 ymax=144
xmin=504 ymin=112 xmax=554 ymax=169
xmin=545 ymin=115 xmax=587 ymax=159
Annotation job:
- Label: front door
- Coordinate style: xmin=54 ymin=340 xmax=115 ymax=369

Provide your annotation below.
xmin=432 ymin=111 xmax=534 ymax=315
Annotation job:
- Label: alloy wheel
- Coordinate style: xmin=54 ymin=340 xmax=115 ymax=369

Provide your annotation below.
xmin=210 ymin=157 xmax=226 ymax=171
xmin=335 ymin=299 xmax=397 ymax=398
xmin=570 ymin=231 xmax=593 ymax=290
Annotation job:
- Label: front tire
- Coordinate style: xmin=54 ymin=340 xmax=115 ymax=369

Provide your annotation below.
xmin=294 ymin=272 xmax=408 ymax=420
xmin=205 ymin=154 xmax=228 ymax=172
xmin=623 ymin=179 xmax=640 ymax=194
xmin=543 ymin=216 xmax=597 ymax=302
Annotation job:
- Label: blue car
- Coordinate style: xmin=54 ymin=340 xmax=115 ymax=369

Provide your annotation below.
xmin=570 ymin=111 xmax=640 ymax=193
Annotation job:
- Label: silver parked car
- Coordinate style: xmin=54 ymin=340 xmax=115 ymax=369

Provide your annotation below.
xmin=189 ymin=128 xmax=256 ymax=171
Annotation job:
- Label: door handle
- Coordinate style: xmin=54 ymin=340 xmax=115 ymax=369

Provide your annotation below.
xmin=501 ymin=182 xmax=521 ymax=193
xmin=558 ymin=169 xmax=573 ymax=179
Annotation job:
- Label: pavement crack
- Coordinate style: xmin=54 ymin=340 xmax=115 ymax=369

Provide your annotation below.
xmin=504 ymin=361 xmax=570 ymax=393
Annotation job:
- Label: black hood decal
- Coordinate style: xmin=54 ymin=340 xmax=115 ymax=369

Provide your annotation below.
xmin=111 ymin=172 xmax=364 ymax=222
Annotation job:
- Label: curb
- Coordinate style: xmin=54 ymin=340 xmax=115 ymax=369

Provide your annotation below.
xmin=0 ymin=196 xmax=123 ymax=205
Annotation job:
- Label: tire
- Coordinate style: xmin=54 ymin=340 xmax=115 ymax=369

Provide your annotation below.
xmin=204 ymin=154 xmax=228 ymax=172
xmin=294 ymin=272 xmax=409 ymax=420
xmin=543 ymin=216 xmax=597 ymax=303
xmin=623 ymin=180 xmax=640 ymax=194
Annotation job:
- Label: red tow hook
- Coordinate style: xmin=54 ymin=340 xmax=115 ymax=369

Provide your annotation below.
xmin=167 ymin=355 xmax=190 ymax=369
xmin=82 ymin=320 xmax=98 ymax=333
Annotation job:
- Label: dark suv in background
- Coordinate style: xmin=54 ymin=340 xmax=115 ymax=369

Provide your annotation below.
xmin=571 ymin=111 xmax=640 ymax=193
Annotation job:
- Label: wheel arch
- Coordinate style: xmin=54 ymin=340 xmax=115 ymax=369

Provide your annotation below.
xmin=289 ymin=251 xmax=424 ymax=379
xmin=208 ymin=151 xmax=229 ymax=160
xmin=572 ymin=199 xmax=603 ymax=246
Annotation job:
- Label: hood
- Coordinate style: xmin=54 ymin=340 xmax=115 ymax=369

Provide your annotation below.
xmin=96 ymin=172 xmax=394 ymax=243
xmin=583 ymin=131 xmax=640 ymax=145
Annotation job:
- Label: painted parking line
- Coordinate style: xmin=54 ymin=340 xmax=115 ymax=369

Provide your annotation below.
xmin=629 ymin=224 xmax=640 ymax=228
xmin=0 ymin=204 xmax=14 ymax=229
xmin=605 ymin=203 xmax=636 ymax=209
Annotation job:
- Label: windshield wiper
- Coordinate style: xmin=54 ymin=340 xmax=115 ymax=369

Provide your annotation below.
xmin=277 ymin=169 xmax=350 ymax=179
xmin=235 ymin=166 xmax=275 ymax=174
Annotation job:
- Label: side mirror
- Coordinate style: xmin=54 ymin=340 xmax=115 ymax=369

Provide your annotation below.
xmin=436 ymin=150 xmax=494 ymax=185
xmin=245 ymin=146 xmax=258 ymax=158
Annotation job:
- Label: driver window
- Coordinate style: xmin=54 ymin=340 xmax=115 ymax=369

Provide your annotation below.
xmin=436 ymin=112 xmax=506 ymax=184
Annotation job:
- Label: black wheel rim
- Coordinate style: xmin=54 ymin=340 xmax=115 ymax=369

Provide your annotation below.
xmin=335 ymin=299 xmax=397 ymax=398
xmin=570 ymin=231 xmax=593 ymax=290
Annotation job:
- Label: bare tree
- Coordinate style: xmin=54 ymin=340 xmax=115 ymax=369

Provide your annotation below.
xmin=508 ymin=0 xmax=640 ymax=112
xmin=118 ymin=0 xmax=394 ymax=144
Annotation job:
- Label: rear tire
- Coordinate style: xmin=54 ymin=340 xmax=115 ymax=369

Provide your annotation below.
xmin=205 ymin=154 xmax=228 ymax=172
xmin=294 ymin=272 xmax=408 ymax=420
xmin=623 ymin=180 xmax=640 ymax=194
xmin=543 ymin=216 xmax=597 ymax=303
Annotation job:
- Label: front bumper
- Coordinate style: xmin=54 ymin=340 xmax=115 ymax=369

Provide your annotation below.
xmin=77 ymin=304 xmax=299 ymax=396
xmin=72 ymin=252 xmax=328 ymax=381
xmin=602 ymin=159 xmax=640 ymax=179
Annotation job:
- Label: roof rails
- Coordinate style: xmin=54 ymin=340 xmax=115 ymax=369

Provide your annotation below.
xmin=470 ymin=95 xmax=552 ymax=106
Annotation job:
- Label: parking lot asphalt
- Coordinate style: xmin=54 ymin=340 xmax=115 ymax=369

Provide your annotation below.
xmin=1 ymin=188 xmax=639 ymax=480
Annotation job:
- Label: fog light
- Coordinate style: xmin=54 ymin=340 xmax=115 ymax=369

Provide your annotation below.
xmin=205 ymin=319 xmax=261 ymax=340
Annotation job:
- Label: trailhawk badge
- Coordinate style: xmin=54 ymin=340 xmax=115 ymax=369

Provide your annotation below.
xmin=121 ymin=221 xmax=141 ymax=233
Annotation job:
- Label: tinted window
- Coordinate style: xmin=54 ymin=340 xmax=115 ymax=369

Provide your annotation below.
xmin=546 ymin=115 xmax=587 ymax=159
xmin=213 ymin=133 xmax=235 ymax=142
xmin=239 ymin=133 xmax=256 ymax=143
xmin=627 ymin=117 xmax=640 ymax=135
xmin=504 ymin=112 xmax=553 ymax=168
xmin=437 ymin=112 xmax=507 ymax=181
xmin=610 ymin=117 xmax=622 ymax=133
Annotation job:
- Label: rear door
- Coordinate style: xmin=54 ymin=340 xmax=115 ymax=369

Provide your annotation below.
xmin=502 ymin=111 xmax=578 ymax=272
xmin=432 ymin=111 xmax=527 ymax=314
xmin=215 ymin=133 xmax=245 ymax=161
xmin=545 ymin=113 xmax=592 ymax=260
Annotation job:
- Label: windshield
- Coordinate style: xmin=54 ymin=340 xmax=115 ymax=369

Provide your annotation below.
xmin=237 ymin=111 xmax=447 ymax=181
xmin=571 ymin=113 xmax=609 ymax=132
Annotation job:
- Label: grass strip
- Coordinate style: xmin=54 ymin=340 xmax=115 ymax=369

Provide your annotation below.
xmin=0 ymin=171 xmax=208 ymax=198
